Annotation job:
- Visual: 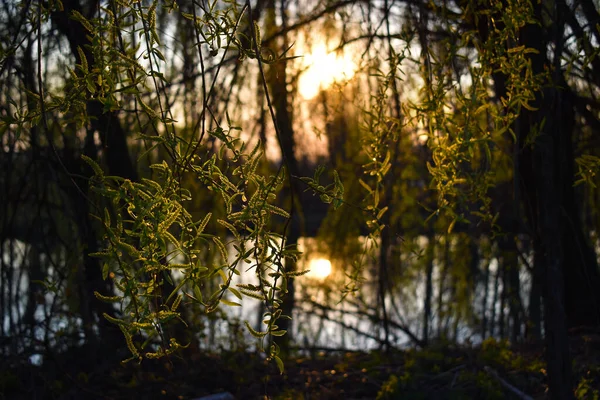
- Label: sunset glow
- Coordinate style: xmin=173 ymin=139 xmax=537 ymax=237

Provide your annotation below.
xmin=298 ymin=44 xmax=357 ymax=99
xmin=307 ymin=258 xmax=332 ymax=280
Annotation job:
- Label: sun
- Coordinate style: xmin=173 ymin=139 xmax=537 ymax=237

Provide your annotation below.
xmin=307 ymin=258 xmax=332 ymax=280
xmin=298 ymin=44 xmax=356 ymax=100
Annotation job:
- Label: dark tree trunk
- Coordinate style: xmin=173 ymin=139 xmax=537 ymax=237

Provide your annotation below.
xmin=422 ymin=233 xmax=434 ymax=345
xmin=263 ymin=0 xmax=302 ymax=353
xmin=378 ymin=219 xmax=391 ymax=350
xmin=527 ymin=246 xmax=542 ymax=342
xmin=21 ymin=38 xmax=47 ymax=344
xmin=520 ymin=2 xmax=573 ymax=397
xmin=50 ymin=0 xmax=193 ymax=349
xmin=474 ymin=0 xmax=600 ymax=333
xmin=48 ymin=0 xmax=129 ymax=348
xmin=490 ymin=260 xmax=500 ymax=337
xmin=481 ymin=259 xmax=490 ymax=339
xmin=498 ymin=234 xmax=522 ymax=343
xmin=437 ymin=236 xmax=449 ymax=337
xmin=498 ymin=265 xmax=506 ymax=339
xmin=558 ymin=84 xmax=600 ymax=328
xmin=533 ymin=103 xmax=573 ymax=399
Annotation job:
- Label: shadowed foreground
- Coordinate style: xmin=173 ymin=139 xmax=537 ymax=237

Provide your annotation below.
xmin=3 ymin=333 xmax=600 ymax=399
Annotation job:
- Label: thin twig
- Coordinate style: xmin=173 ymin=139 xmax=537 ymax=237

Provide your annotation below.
xmin=483 ymin=366 xmax=533 ymax=400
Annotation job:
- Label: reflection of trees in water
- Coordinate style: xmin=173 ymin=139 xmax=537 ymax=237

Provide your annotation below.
xmin=1 ymin=149 xmax=82 ymax=356
xmin=289 ymin=235 xmax=534 ymax=352
xmin=1 ymin=0 xmax=600 ymax=398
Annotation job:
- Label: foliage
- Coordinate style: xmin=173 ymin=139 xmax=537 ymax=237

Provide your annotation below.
xmin=70 ymin=1 xmax=341 ymax=368
xmin=576 ymin=378 xmax=600 ymax=400
xmin=85 ymin=132 xmax=303 ymax=364
xmin=373 ymin=344 xmax=537 ymax=400
xmin=2 ymin=0 xmax=600 ymax=398
xmin=575 ymin=155 xmax=600 ymax=188
xmin=376 ymin=374 xmax=401 ymax=400
xmin=479 ymin=338 xmax=517 ymax=369
xmin=412 ymin=0 xmax=546 ymax=231
xmin=1 ymin=0 xmax=345 ymax=370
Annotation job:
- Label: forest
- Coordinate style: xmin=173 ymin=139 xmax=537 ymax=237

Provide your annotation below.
xmin=1 ymin=0 xmax=600 ymax=399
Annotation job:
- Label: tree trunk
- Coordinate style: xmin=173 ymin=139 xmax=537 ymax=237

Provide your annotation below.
xmin=558 ymin=82 xmax=600 ymax=328
xmin=498 ymin=234 xmax=522 ymax=343
xmin=51 ymin=0 xmax=193 ymax=349
xmin=481 ymin=259 xmax=490 ymax=339
xmin=520 ymin=2 xmax=573 ymax=396
xmin=263 ymin=0 xmax=302 ymax=354
xmin=498 ymin=265 xmax=506 ymax=339
xmin=422 ymin=233 xmax=434 ymax=345
xmin=490 ymin=262 xmax=500 ymax=338
xmin=527 ymin=243 xmax=542 ymax=342
xmin=378 ymin=223 xmax=391 ymax=350
xmin=437 ymin=236 xmax=449 ymax=337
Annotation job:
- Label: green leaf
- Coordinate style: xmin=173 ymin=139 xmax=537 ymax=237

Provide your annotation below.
xmin=273 ymin=355 xmax=284 ymax=374
xmin=93 ymin=291 xmax=121 ymax=303
xmin=448 ymin=218 xmax=457 ymax=234
xmin=244 ymin=321 xmax=268 ymax=338
xmin=359 ymin=179 xmax=372 ymax=193
xmin=376 ymin=206 xmax=388 ymax=220
xmin=253 ymin=21 xmax=261 ymax=48
xmin=102 ymin=263 xmax=110 ymax=280
xmin=116 ymin=240 xmax=140 ymax=257
xmin=213 ymin=237 xmax=228 ymax=263
xmin=86 ymin=76 xmax=96 ymax=94
xmin=171 ymin=294 xmax=182 ymax=311
xmin=197 ymin=212 xmax=212 ymax=234
xmin=236 ymin=283 xmax=262 ymax=291
xmin=265 ymin=204 xmax=290 ymax=219
xmin=286 ymin=269 xmax=310 ymax=277
xmin=220 ymin=299 xmax=241 ymax=307
xmin=193 ymin=285 xmax=203 ymax=303
xmin=474 ymin=104 xmax=490 ymax=116
xmin=159 ymin=204 xmax=181 ymax=232
xmin=76 ymin=46 xmax=88 ymax=72
xmin=69 ymin=11 xmax=92 ymax=33
xmin=228 ymin=287 xmax=242 ymax=300
xmin=103 ymin=313 xmax=127 ymax=326
xmin=89 ymin=251 xmax=110 ymax=258
xmin=120 ymin=325 xmax=140 ymax=360
xmin=217 ymin=219 xmax=240 ymax=238
xmin=239 ymin=289 xmax=265 ymax=300
xmin=82 ymin=155 xmax=104 ymax=176
xmin=217 ymin=268 xmax=228 ymax=283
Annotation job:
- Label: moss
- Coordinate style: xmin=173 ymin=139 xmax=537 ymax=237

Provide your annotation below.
xmin=576 ymin=378 xmax=600 ymax=400
xmin=377 ymin=374 xmax=399 ymax=400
